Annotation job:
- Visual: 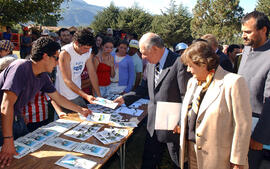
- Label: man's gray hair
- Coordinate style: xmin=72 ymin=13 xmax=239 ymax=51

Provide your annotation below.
xmin=141 ymin=33 xmax=164 ymax=50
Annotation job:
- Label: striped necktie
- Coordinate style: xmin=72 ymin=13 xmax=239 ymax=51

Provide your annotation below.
xmin=154 ymin=62 xmax=160 ymax=87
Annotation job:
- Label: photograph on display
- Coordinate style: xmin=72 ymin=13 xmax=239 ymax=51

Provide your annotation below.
xmin=55 ymin=154 xmax=97 ymax=169
xmin=46 ymin=137 xmax=79 ymax=151
xmin=73 ymin=143 xmax=110 ymax=158
xmin=64 ymin=121 xmax=103 ymax=141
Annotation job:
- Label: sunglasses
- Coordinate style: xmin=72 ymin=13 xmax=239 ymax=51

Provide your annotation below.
xmin=50 ymin=55 xmax=59 ymax=61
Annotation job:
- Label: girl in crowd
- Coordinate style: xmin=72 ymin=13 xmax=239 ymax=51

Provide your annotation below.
xmin=93 ymin=37 xmax=115 ymax=97
xmin=110 ymin=40 xmax=134 ymax=94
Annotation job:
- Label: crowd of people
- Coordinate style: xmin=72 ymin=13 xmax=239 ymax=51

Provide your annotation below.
xmin=0 ymin=10 xmax=269 ymax=169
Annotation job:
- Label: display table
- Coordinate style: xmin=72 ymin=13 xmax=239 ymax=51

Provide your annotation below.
xmin=7 ymin=104 xmax=147 ymax=169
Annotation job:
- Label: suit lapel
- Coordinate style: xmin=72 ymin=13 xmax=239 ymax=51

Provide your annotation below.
xmin=197 ymin=67 xmax=224 ymax=119
xmin=148 ymin=63 xmax=155 ymax=93
xmin=154 ymin=51 xmax=175 ymax=89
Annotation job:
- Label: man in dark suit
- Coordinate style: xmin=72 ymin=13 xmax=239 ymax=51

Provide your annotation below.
xmin=201 ymin=34 xmax=234 ymax=72
xmin=238 ymin=11 xmax=270 ymax=169
xmin=114 ymin=32 xmax=190 ymax=169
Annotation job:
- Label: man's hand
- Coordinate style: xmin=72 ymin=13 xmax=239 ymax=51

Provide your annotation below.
xmin=230 ymin=163 xmax=244 ymax=169
xmin=113 ymin=96 xmax=125 ymax=106
xmin=250 ymin=138 xmax=263 ymax=150
xmin=85 ymin=95 xmax=96 ymax=104
xmin=78 ymin=108 xmax=92 ymax=117
xmin=173 ymin=125 xmax=180 ymax=134
xmin=58 ymin=112 xmax=67 ymax=119
xmin=0 ymin=139 xmax=17 ymax=168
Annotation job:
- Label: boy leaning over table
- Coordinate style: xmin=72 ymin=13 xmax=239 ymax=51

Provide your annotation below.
xmin=0 ymin=37 xmax=91 ymax=168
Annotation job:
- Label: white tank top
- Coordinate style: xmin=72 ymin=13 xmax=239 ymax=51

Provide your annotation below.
xmin=55 ymin=43 xmax=91 ymax=100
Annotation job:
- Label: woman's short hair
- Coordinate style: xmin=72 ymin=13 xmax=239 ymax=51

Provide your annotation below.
xmin=181 ymin=41 xmax=219 ymax=71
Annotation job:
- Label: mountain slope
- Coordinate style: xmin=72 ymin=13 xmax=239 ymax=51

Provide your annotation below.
xmin=58 ymin=0 xmax=103 ymax=27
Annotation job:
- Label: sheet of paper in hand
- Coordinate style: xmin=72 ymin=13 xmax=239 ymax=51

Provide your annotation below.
xmin=93 ymin=97 xmax=118 ymax=109
xmin=73 ymin=143 xmax=110 ymax=158
xmin=64 ymin=121 xmax=103 ymax=141
xmin=55 ymin=154 xmax=97 ymax=169
xmin=46 ymin=137 xmax=79 ymax=151
xmin=155 ymin=101 xmax=181 ymax=130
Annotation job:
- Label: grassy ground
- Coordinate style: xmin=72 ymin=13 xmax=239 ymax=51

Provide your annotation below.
xmin=102 ymin=119 xmax=175 ymax=169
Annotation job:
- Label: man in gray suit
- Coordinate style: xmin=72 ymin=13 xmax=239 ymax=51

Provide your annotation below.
xmin=114 ymin=32 xmax=190 ymax=169
xmin=238 ymin=11 xmax=270 ymax=169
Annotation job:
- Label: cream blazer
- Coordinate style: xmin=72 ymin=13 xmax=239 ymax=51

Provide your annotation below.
xmin=180 ymin=66 xmax=252 ymax=169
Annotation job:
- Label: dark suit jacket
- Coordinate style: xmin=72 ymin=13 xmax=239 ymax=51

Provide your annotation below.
xmin=217 ymin=49 xmax=233 ymax=72
xmin=238 ymin=39 xmax=270 ymax=144
xmin=123 ymin=49 xmax=191 ymax=142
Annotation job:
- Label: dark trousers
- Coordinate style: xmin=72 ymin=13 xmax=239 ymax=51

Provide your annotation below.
xmin=248 ymin=149 xmax=263 ymax=169
xmin=141 ymin=131 xmax=180 ymax=169
xmin=26 ymin=118 xmax=50 ymax=132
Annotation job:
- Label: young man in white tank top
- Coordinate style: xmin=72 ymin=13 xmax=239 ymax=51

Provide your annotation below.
xmin=55 ymin=28 xmax=101 ymax=112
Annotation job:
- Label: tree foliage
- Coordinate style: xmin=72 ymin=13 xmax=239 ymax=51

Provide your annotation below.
xmin=90 ymin=3 xmax=120 ymax=34
xmin=0 ymin=0 xmax=65 ymax=26
xmin=117 ymin=7 xmax=153 ymax=38
xmin=151 ymin=0 xmax=192 ymax=47
xmin=191 ymin=0 xmax=244 ymax=44
xmin=256 ymin=0 xmax=270 ymax=21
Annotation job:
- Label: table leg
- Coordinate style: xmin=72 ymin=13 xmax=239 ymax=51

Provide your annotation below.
xmin=119 ymin=143 xmax=126 ymax=169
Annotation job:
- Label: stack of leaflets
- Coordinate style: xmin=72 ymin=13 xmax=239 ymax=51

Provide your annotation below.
xmin=15 ymin=137 xmax=44 ymax=152
xmin=93 ymin=97 xmax=118 ymax=109
xmin=94 ymin=128 xmax=129 ymax=145
xmin=64 ymin=121 xmax=103 ymax=141
xmin=115 ymin=107 xmax=144 ymax=117
xmin=110 ymin=113 xmax=124 ymax=122
xmin=0 ymin=142 xmax=32 ymax=159
xmin=24 ymin=128 xmax=59 ymax=143
xmin=82 ymin=112 xmax=111 ymax=123
xmin=46 ymin=137 xmax=79 ymax=151
xmin=73 ymin=143 xmax=110 ymax=158
xmin=112 ymin=121 xmax=138 ymax=128
xmin=87 ymin=104 xmax=115 ymax=114
xmin=42 ymin=119 xmax=80 ymax=133
xmin=55 ymin=154 xmax=97 ymax=169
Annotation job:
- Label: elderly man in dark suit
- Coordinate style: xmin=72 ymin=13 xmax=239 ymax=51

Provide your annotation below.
xmin=238 ymin=11 xmax=270 ymax=169
xmin=114 ymin=32 xmax=190 ymax=169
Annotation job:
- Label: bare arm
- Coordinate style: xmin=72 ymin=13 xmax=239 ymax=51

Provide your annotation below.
xmin=86 ymin=57 xmax=101 ymax=97
xmin=59 ymin=51 xmax=95 ymax=103
xmin=48 ymin=91 xmax=91 ymax=117
xmin=50 ymin=100 xmax=67 ymax=118
xmin=133 ymin=72 xmax=142 ymax=90
xmin=0 ymin=91 xmax=18 ymax=168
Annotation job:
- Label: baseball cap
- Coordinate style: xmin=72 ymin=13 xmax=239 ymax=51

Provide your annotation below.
xmin=41 ymin=29 xmax=50 ymax=36
xmin=129 ymin=40 xmax=139 ymax=49
xmin=175 ymin=42 xmax=188 ymax=52
xmin=0 ymin=40 xmax=14 ymax=51
xmin=107 ymin=28 xmax=113 ymax=35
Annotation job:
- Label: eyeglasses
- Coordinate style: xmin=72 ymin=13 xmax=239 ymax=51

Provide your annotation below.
xmin=50 ymin=55 xmax=59 ymax=61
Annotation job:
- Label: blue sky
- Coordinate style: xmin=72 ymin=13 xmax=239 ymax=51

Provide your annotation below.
xmin=84 ymin=0 xmax=257 ymax=14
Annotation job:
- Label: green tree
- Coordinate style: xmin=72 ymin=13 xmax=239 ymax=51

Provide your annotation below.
xmin=151 ymin=0 xmax=192 ymax=47
xmin=191 ymin=0 xmax=244 ymax=44
xmin=256 ymin=0 xmax=270 ymax=20
xmin=0 ymin=0 xmax=65 ymax=26
xmin=90 ymin=3 xmax=120 ymax=34
xmin=117 ymin=7 xmax=153 ymax=38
